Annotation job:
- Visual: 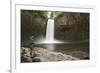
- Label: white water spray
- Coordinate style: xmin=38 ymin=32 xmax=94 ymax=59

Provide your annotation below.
xmin=35 ymin=11 xmax=64 ymax=44
xmin=46 ymin=19 xmax=54 ymax=41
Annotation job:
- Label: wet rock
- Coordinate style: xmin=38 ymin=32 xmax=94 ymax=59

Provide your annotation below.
xmin=21 ymin=47 xmax=80 ymax=62
xmin=21 ymin=47 xmax=32 ymax=62
xmin=32 ymin=57 xmax=49 ymax=62
xmin=31 ymin=47 xmax=79 ymax=62
xmin=32 ymin=57 xmax=41 ymax=62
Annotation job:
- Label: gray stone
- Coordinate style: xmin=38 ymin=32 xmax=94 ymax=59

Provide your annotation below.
xmin=21 ymin=47 xmax=32 ymax=62
xmin=31 ymin=47 xmax=79 ymax=62
xmin=21 ymin=47 xmax=80 ymax=62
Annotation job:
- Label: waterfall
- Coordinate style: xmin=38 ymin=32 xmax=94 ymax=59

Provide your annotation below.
xmin=35 ymin=11 xmax=64 ymax=44
xmin=46 ymin=19 xmax=54 ymax=41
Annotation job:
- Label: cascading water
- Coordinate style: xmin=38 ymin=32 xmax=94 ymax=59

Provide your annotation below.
xmin=35 ymin=11 xmax=64 ymax=44
xmin=46 ymin=13 xmax=54 ymax=41
xmin=34 ymin=11 xmax=64 ymax=50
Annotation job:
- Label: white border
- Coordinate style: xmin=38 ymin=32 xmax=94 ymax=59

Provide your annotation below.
xmin=11 ymin=4 xmax=96 ymax=73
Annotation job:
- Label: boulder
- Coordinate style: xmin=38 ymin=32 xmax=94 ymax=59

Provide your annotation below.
xmin=21 ymin=47 xmax=79 ymax=62
xmin=21 ymin=47 xmax=32 ymax=62
xmin=31 ymin=47 xmax=79 ymax=62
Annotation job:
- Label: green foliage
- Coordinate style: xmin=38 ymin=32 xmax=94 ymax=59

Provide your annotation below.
xmin=53 ymin=11 xmax=63 ymax=19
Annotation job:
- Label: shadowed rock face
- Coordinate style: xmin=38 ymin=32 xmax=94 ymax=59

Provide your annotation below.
xmin=55 ymin=13 xmax=80 ymax=31
xmin=21 ymin=47 xmax=32 ymax=62
xmin=21 ymin=47 xmax=79 ymax=62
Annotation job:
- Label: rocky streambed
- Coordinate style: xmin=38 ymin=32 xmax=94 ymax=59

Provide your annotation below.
xmin=21 ymin=47 xmax=80 ymax=62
